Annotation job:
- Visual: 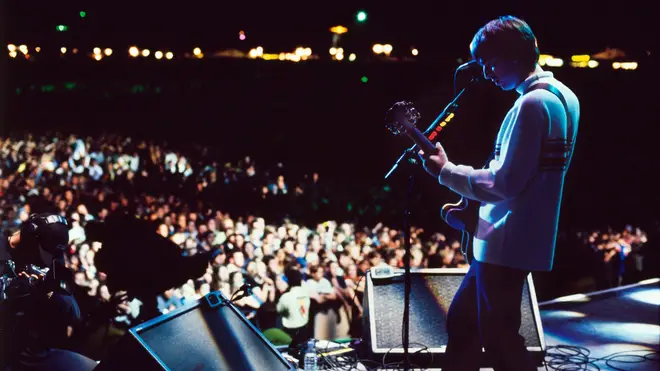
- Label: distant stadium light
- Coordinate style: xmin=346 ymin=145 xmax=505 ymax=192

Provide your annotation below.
xmin=411 ymin=48 xmax=419 ymax=56
xmin=104 ymin=48 xmax=113 ymax=56
xmin=617 ymin=62 xmax=638 ymax=70
xmin=571 ymin=54 xmax=590 ymax=62
xmin=349 ymin=53 xmax=356 ymax=61
xmin=141 ymin=49 xmax=150 ymax=57
xmin=545 ymin=58 xmax=564 ymax=67
xmin=155 ymin=51 xmax=163 ymax=59
xmin=372 ymin=44 xmax=384 ymax=54
xmin=356 ymin=11 xmax=367 ymax=22
xmin=165 ymin=52 xmax=174 ymax=60
xmin=129 ymin=46 xmax=139 ymax=57
xmin=60 ymin=47 xmax=67 ymax=54
xmin=330 ymin=25 xmax=348 ymax=34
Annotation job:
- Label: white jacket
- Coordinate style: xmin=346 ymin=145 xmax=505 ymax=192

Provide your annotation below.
xmin=438 ymin=71 xmax=580 ymax=271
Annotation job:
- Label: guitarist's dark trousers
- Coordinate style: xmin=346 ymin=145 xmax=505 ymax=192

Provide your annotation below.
xmin=442 ymin=260 xmax=537 ymax=371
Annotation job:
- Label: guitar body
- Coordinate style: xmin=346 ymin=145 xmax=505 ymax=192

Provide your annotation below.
xmin=440 ymin=196 xmax=478 ymax=264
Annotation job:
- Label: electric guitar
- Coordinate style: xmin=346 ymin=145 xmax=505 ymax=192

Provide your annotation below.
xmin=384 ymin=101 xmax=477 ymax=263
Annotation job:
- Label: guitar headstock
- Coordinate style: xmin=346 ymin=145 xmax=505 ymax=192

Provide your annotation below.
xmin=385 ymin=101 xmax=421 ymax=136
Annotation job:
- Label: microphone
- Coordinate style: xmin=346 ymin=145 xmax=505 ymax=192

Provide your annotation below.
xmin=456 ymin=60 xmax=479 ymax=71
xmin=231 ymin=282 xmax=255 ymax=302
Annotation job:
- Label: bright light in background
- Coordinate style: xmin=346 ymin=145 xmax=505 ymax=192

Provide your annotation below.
xmin=56 ymin=25 xmax=68 ymax=32
xmin=93 ymin=47 xmax=101 ymax=55
xmin=329 ymin=25 xmax=348 ymax=35
xmin=239 ymin=30 xmax=246 ymax=41
xmin=329 ymin=47 xmax=337 ymax=55
xmin=587 ymin=60 xmax=598 ymax=68
xmin=129 ymin=46 xmax=139 ymax=57
xmin=336 ymin=53 xmax=344 ymax=61
xmin=361 ymin=76 xmax=368 ymax=83
xmin=35 ymin=47 xmax=41 ymax=53
xmin=79 ymin=11 xmax=86 ymax=18
xmin=545 ymin=57 xmax=564 ymax=67
xmin=349 ymin=53 xmax=356 ymax=62
xmin=383 ymin=44 xmax=393 ymax=55
xmin=411 ymin=48 xmax=419 ymax=56
xmin=617 ymin=62 xmax=638 ymax=70
xmin=72 ymin=48 xmax=79 ymax=54
xmin=60 ymin=47 xmax=67 ymax=54
xmin=193 ymin=47 xmax=202 ymax=56
xmin=141 ymin=49 xmax=150 ymax=57
xmin=372 ymin=44 xmax=384 ymax=54
xmin=165 ymin=52 xmax=174 ymax=60
xmin=94 ymin=54 xmax=102 ymax=61
xmin=104 ymin=48 xmax=113 ymax=56
xmin=571 ymin=54 xmax=590 ymax=62
xmin=356 ymin=10 xmax=367 ymax=22
xmin=538 ymin=54 xmax=552 ymax=66
xmin=7 ymin=44 xmax=16 ymax=52
xmin=8 ymin=51 xmax=17 ymax=58
xmin=18 ymin=45 xmax=28 ymax=54
xmin=155 ymin=51 xmax=163 ymax=59
xmin=294 ymin=47 xmax=312 ymax=60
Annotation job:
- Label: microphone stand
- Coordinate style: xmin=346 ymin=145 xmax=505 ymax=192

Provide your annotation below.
xmin=402 ymin=165 xmax=415 ymax=371
xmin=384 ymin=74 xmax=480 ymax=371
xmin=384 ymin=77 xmax=479 ymax=180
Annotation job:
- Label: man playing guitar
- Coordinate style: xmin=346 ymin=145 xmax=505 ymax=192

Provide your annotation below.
xmin=418 ymin=16 xmax=580 ymax=371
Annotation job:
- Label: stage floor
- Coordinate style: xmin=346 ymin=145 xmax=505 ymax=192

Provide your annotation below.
xmin=534 ymin=278 xmax=660 ymax=371
xmin=364 ymin=278 xmax=660 ymax=370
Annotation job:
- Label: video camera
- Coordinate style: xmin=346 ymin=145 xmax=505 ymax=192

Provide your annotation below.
xmin=0 ymin=213 xmax=78 ymax=369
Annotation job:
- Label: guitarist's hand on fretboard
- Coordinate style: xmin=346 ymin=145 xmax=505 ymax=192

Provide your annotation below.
xmin=418 ymin=142 xmax=449 ymax=178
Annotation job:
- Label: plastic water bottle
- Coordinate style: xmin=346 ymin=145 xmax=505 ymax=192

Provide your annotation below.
xmin=303 ymin=339 xmax=317 ymax=371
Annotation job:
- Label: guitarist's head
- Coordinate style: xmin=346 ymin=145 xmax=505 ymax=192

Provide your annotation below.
xmin=469 ymin=16 xmax=541 ymax=92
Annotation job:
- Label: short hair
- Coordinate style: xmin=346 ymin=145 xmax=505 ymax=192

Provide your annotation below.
xmin=470 ymin=16 xmax=539 ymax=69
xmin=284 ymin=268 xmax=303 ymax=287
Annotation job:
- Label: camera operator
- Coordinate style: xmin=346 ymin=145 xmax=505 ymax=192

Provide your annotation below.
xmin=0 ymin=213 xmax=97 ymax=371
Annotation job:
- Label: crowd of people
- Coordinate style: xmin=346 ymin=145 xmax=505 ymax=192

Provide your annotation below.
xmin=0 ymin=132 xmax=655 ymax=358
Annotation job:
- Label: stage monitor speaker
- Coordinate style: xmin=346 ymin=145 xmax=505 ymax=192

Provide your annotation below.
xmin=362 ymin=268 xmax=545 ymax=368
xmin=95 ymin=291 xmax=295 ymax=371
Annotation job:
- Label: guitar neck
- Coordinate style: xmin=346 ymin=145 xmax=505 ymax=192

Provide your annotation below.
xmin=407 ymin=127 xmax=438 ymax=155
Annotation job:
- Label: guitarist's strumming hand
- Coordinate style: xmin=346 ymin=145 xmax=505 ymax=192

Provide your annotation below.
xmin=419 ymin=142 xmax=449 ymax=178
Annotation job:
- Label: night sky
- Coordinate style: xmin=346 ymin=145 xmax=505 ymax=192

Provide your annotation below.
xmin=5 ymin=0 xmax=654 ymax=59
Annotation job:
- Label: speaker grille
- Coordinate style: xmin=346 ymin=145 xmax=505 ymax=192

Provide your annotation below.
xmin=133 ymin=299 xmax=293 ymax=371
xmin=369 ymin=272 xmax=542 ymax=350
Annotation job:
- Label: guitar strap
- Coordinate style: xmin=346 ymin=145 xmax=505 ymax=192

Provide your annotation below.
xmin=526 ymin=82 xmax=576 ymax=171
xmin=484 ymin=82 xmax=575 ymax=170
